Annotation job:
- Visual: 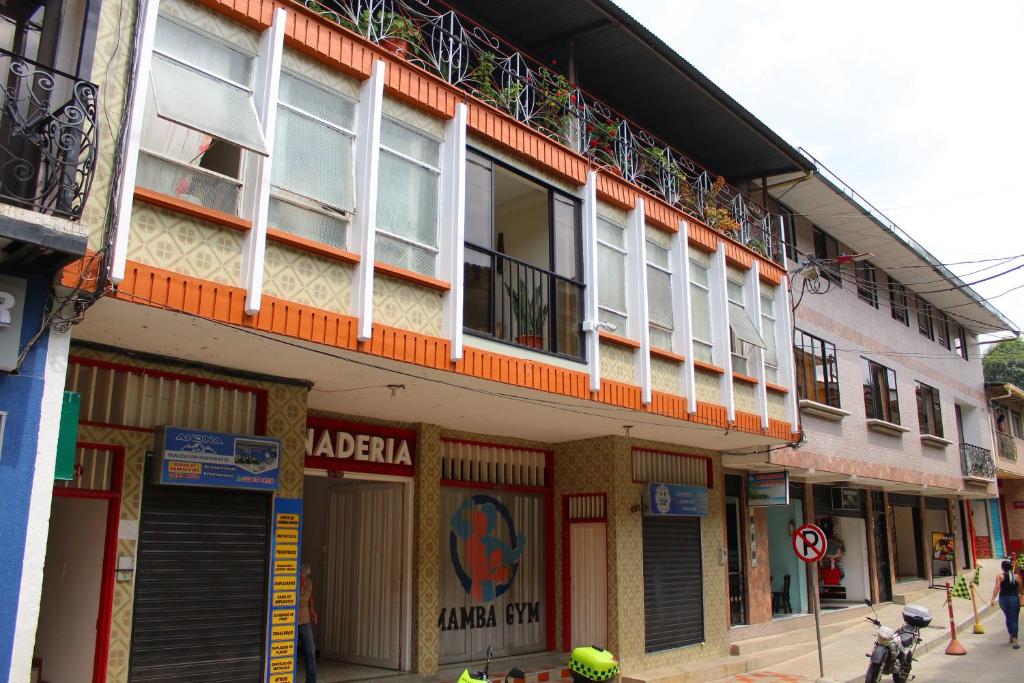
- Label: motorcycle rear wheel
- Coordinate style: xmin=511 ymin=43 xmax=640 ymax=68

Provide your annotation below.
xmin=864 ymin=661 xmax=883 ymax=683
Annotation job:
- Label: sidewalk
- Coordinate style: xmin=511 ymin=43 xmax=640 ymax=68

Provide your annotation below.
xmin=717 ymin=583 xmax=997 ymax=683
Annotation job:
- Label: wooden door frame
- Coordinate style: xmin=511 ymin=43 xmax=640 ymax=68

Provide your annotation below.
xmin=48 ymin=442 xmax=125 ymax=683
xmin=561 ymin=493 xmax=609 ymax=652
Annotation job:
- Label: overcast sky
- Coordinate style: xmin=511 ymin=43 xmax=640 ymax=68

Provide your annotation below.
xmin=615 ymin=0 xmax=1024 ymax=337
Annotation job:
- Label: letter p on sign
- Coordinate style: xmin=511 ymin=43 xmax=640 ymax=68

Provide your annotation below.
xmin=793 ymin=523 xmax=828 ymax=563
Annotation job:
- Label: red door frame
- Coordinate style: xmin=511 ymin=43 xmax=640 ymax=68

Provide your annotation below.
xmin=49 ymin=443 xmax=125 ymax=683
xmin=561 ymin=493 xmax=609 ymax=653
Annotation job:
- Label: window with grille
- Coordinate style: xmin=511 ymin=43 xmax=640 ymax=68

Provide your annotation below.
xmin=689 ymin=258 xmax=713 ymax=364
xmin=646 ymin=238 xmax=673 ymax=351
xmin=375 ymin=118 xmax=441 ymax=276
xmin=916 ymin=382 xmax=943 ymax=437
xmin=862 ymin=358 xmax=900 ymax=424
xmin=269 ymin=71 xmax=355 ymax=249
xmin=855 ymin=261 xmax=878 ymax=307
xmin=597 ymin=216 xmax=628 ymax=333
xmin=760 ymin=293 xmax=778 ymax=383
xmin=138 ymin=17 xmax=266 ymax=215
xmin=889 ymin=278 xmax=910 ymax=326
xmin=794 ymin=330 xmax=840 ymax=407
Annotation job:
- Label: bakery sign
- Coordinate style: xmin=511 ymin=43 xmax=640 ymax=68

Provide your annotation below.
xmin=304 ymin=416 xmax=416 ymax=476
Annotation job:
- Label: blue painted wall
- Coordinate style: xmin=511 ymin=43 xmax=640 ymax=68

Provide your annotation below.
xmin=0 ymin=273 xmax=53 ymax=678
xmin=767 ymin=502 xmax=808 ymax=614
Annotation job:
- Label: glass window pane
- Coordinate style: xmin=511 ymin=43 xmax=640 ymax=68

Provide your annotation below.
xmin=555 ymin=279 xmax=582 ymax=357
xmin=463 ymin=246 xmax=493 ymax=334
xmin=689 ymin=260 xmax=709 ymax=288
xmin=692 ymin=340 xmax=713 ymax=364
xmin=760 ymin=294 xmax=774 ymax=317
xmin=377 ymin=150 xmax=439 ymax=247
xmin=151 ymin=55 xmax=268 ymax=154
xmin=269 ymin=197 xmax=347 ymax=249
xmin=727 ymin=279 xmax=744 ymax=303
xmin=465 ymin=156 xmax=492 ymax=248
xmin=553 ymin=195 xmax=580 ymax=279
xmin=380 ymin=119 xmax=440 ymax=167
xmin=764 ymin=365 xmax=779 ymax=384
xmin=154 ymin=17 xmax=252 ymax=85
xmin=375 ymin=231 xmax=437 ymax=276
xmin=729 ymin=301 xmax=766 ymax=348
xmin=647 ymin=265 xmax=673 ymax=329
xmin=278 ymin=73 xmax=355 ymax=130
xmin=272 ymin=107 xmax=354 ymax=211
xmin=650 ymin=325 xmax=673 ymax=351
xmin=599 ymin=308 xmax=627 ymax=333
xmin=597 ymin=244 xmax=627 ymax=313
xmin=137 ymin=152 xmax=239 ymax=215
xmin=597 ymin=217 xmax=625 ymax=249
xmin=646 ymin=240 xmax=670 ymax=269
xmin=690 ymin=283 xmax=712 ymax=345
xmin=861 ymin=358 xmax=876 ymax=419
xmin=761 ymin=313 xmax=777 ymax=367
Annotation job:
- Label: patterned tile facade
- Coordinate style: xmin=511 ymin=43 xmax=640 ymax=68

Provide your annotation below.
xmin=734 ymin=381 xmax=756 ymax=414
xmin=767 ymin=391 xmax=786 ymax=421
xmin=695 ymin=370 xmax=722 ymax=404
xmin=127 ymin=204 xmax=243 ymax=285
xmin=651 ymin=357 xmax=682 ymax=395
xmin=263 ymin=242 xmax=353 ymax=315
xmin=600 ymin=342 xmax=636 ymax=384
xmin=373 ymin=274 xmax=444 ymax=337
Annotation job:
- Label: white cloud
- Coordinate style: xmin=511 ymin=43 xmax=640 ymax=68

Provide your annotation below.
xmin=616 ymin=0 xmax=1024 ymax=332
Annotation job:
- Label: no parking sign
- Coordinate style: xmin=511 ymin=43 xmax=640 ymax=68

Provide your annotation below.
xmin=792 ymin=523 xmax=828 ymax=563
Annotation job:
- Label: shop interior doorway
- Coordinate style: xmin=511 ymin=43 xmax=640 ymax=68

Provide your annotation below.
xmin=891 ymin=495 xmax=925 ymax=581
xmin=813 ymin=487 xmax=871 ymax=608
xmin=301 ymin=472 xmax=412 ymax=682
xmin=766 ymin=497 xmax=808 ymax=617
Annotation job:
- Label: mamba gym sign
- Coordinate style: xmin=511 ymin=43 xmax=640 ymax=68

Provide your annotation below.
xmin=438 ymin=490 xmax=545 ymax=663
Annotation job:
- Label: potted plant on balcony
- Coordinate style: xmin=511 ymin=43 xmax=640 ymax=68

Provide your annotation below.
xmin=358 ymin=9 xmax=421 ymax=58
xmin=504 ymin=279 xmax=548 ymax=350
xmin=703 ymin=175 xmax=742 ymax=236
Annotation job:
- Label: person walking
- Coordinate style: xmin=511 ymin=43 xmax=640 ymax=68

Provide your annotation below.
xmin=298 ymin=562 xmax=319 ymax=682
xmin=990 ymin=559 xmax=1023 ymax=648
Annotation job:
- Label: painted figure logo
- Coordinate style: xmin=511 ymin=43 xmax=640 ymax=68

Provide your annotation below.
xmin=449 ymin=495 xmax=525 ymax=603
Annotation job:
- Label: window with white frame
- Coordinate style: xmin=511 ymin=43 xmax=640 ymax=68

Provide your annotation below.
xmin=374 ymin=117 xmax=441 ymax=276
xmin=688 ymin=258 xmax=713 ymax=364
xmin=727 ymin=278 xmax=765 ymax=376
xmin=760 ymin=293 xmax=779 ymax=383
xmin=137 ymin=17 xmax=267 ymax=215
xmin=646 ymin=238 xmax=673 ymax=350
xmin=269 ymin=71 xmax=356 ymax=249
xmin=596 ymin=216 xmax=628 ymax=333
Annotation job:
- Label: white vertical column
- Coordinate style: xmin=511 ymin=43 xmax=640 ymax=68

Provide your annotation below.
xmin=108 ymin=0 xmax=161 ymax=284
xmin=672 ymin=220 xmax=697 ymax=413
xmin=581 ymin=171 xmax=601 ymax=392
xmin=240 ymin=8 xmax=286 ymax=315
xmin=745 ymin=261 xmax=770 ymax=429
xmin=351 ymin=60 xmax=386 ymax=341
xmin=628 ymin=198 xmax=652 ymax=403
xmin=711 ymin=241 xmax=735 ymax=422
xmin=775 ymin=274 xmax=800 ymax=433
xmin=439 ymin=103 xmax=467 ymax=361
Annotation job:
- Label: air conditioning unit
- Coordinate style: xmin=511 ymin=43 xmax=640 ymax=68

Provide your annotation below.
xmin=831 ymin=487 xmax=861 ymax=511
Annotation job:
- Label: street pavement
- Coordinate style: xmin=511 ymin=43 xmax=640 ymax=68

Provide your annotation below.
xmin=906 ymin=609 xmax=1024 ymax=682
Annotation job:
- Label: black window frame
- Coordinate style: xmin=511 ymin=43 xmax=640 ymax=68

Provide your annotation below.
xmin=888 ymin=278 xmax=910 ymax=326
xmin=953 ymin=324 xmax=969 ymax=360
xmin=917 ymin=299 xmax=934 ymax=341
xmin=915 ymin=382 xmax=944 ymax=437
xmin=862 ymin=357 xmax=900 ymax=424
xmin=812 ymin=227 xmax=842 ymax=286
xmin=855 ymin=261 xmax=878 ymax=307
xmin=936 ymin=312 xmax=951 ymax=351
xmin=794 ymin=329 xmax=841 ymax=408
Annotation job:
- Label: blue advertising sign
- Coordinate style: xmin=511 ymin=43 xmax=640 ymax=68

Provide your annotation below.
xmin=747 ymin=471 xmax=790 ymax=507
xmin=157 ymin=426 xmax=280 ymax=491
xmin=265 ymin=497 xmax=301 ymax=682
xmin=646 ymin=482 xmax=709 ymax=517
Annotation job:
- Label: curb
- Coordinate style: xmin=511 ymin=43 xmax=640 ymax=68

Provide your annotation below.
xmin=839 ymin=604 xmax=1000 ymax=683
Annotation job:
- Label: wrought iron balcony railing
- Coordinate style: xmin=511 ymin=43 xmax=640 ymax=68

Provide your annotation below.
xmin=997 ymin=432 xmax=1018 ymax=462
xmin=960 ymin=442 xmax=996 ymax=480
xmin=463 ymin=243 xmax=585 ymax=360
xmin=299 ymin=0 xmax=782 ymax=262
xmin=0 ymin=49 xmax=98 ymax=221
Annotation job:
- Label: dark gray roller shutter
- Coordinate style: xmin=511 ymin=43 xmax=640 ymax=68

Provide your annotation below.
xmin=642 ymin=516 xmax=703 ymax=653
xmin=129 ymin=484 xmax=271 ymax=682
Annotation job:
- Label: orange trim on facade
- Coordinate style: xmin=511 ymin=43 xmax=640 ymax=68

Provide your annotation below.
xmin=374 ymin=261 xmax=451 ymax=291
xmin=732 ymin=372 xmax=758 ymax=386
xmin=650 ymin=347 xmax=685 ymax=363
xmin=134 ymin=187 xmax=251 ymax=232
xmin=267 ymin=228 xmax=360 ymax=264
xmin=693 ymin=359 xmax=726 ymax=375
xmin=192 ymin=0 xmax=786 ymax=283
xmin=599 ymin=331 xmax=640 ymax=350
xmin=80 ymin=259 xmax=797 ymax=440
xmin=765 ymin=381 xmax=790 ymax=395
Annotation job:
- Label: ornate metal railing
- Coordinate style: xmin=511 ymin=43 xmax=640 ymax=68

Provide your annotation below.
xmin=0 ymin=48 xmax=98 ymax=220
xmin=299 ymin=0 xmax=782 ymax=262
xmin=997 ymin=432 xmax=1018 ymax=462
xmin=960 ymin=442 xmax=996 ymax=479
xmin=463 ymin=243 xmax=585 ymax=360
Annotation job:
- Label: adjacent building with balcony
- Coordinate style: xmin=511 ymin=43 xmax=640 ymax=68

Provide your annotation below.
xmin=0 ymin=1 xmax=103 ymax=680
xmin=990 ymin=382 xmax=1024 ymax=557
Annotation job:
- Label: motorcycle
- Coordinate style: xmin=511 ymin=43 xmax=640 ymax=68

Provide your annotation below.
xmin=863 ymin=598 xmax=932 ymax=683
xmin=457 ymin=646 xmax=525 ymax=683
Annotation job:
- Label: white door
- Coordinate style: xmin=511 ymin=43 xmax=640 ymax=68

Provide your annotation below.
xmin=323 ymin=481 xmax=404 ymax=669
xmin=569 ymin=522 xmax=608 ymax=649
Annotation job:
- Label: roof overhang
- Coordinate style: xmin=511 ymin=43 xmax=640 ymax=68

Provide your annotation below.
xmin=442 ymin=0 xmax=813 ymax=181
xmin=757 ymin=161 xmax=1020 ymax=335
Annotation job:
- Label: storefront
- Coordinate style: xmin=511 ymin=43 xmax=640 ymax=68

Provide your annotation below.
xmin=301 ymin=416 xmax=416 ymax=677
xmin=748 ymin=473 xmax=808 ymax=619
xmin=889 ymin=493 xmax=925 ymax=581
xmin=812 ymin=486 xmax=870 ymax=606
xmin=923 ymin=497 xmax=955 ymax=582
xmin=968 ymin=497 xmax=1005 ymax=560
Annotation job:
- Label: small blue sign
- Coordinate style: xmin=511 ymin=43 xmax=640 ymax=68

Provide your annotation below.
xmin=647 ymin=482 xmax=709 ymax=517
xmin=158 ymin=426 xmax=280 ymax=491
xmin=747 ymin=471 xmax=790 ymax=507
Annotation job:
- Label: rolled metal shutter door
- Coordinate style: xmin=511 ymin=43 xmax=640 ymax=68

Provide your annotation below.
xmin=129 ymin=484 xmax=271 ymax=682
xmin=641 ymin=516 xmax=703 ymax=653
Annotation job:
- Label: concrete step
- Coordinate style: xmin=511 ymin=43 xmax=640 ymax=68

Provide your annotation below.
xmin=623 ymin=639 xmax=832 ymax=683
xmin=729 ymin=613 xmax=868 ymax=656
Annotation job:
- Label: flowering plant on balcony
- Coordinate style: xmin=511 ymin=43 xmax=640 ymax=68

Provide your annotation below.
xmin=702 ymin=176 xmax=742 ymax=236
